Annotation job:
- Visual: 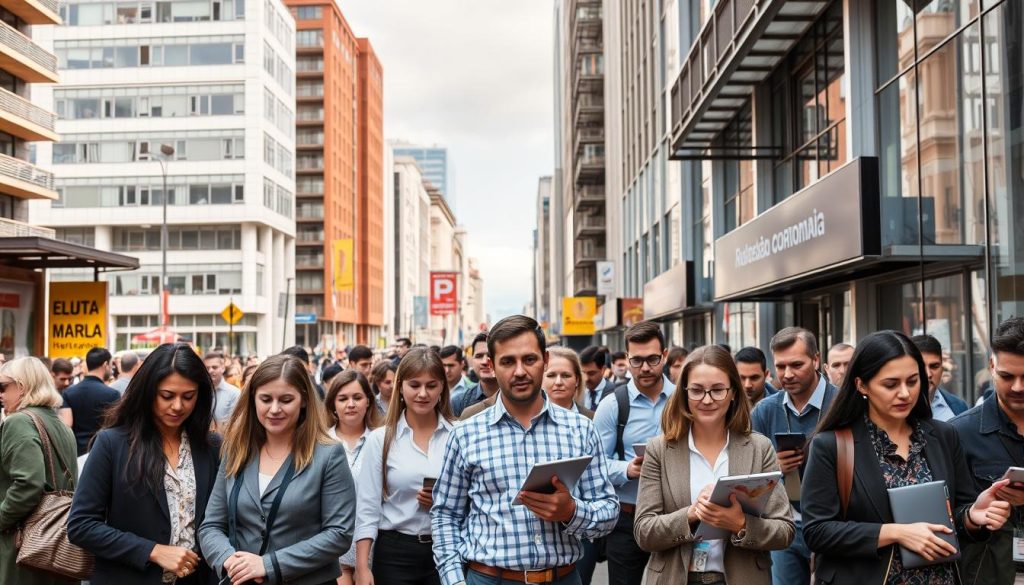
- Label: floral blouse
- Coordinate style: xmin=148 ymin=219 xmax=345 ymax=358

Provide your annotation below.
xmin=162 ymin=432 xmax=197 ymax=584
xmin=866 ymin=417 xmax=955 ymax=585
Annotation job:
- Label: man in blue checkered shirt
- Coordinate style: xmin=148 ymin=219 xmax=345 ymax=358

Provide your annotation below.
xmin=431 ymin=315 xmax=619 ymax=585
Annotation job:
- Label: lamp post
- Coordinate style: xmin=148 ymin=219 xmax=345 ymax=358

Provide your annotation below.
xmin=154 ymin=143 xmax=174 ymax=327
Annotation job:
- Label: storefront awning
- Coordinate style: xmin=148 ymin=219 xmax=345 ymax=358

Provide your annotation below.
xmin=0 ymin=237 xmax=139 ymax=271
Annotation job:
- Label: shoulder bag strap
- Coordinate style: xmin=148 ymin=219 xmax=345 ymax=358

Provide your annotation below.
xmin=614 ymin=386 xmax=630 ymax=461
xmin=260 ymin=457 xmax=296 ymax=556
xmin=227 ymin=471 xmax=244 ymax=551
xmin=22 ymin=410 xmax=60 ymax=490
xmin=835 ymin=428 xmax=855 ymax=519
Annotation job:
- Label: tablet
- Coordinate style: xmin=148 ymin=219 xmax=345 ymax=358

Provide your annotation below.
xmin=513 ymin=455 xmax=594 ymax=505
xmin=632 ymin=443 xmax=646 ymax=458
xmin=888 ymin=481 xmax=960 ymax=568
xmin=693 ymin=471 xmax=783 ymax=540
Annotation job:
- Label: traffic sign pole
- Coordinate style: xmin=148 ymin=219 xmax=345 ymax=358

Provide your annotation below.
xmin=229 ymin=297 xmax=234 ymax=357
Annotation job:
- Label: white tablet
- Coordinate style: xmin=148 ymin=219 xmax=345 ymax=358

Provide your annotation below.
xmin=513 ymin=455 xmax=594 ymax=505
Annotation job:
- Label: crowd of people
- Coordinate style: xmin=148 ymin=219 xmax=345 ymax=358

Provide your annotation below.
xmin=0 ymin=314 xmax=1022 ymax=585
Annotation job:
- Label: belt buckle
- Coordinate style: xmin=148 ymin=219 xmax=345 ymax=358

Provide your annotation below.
xmin=417 ymin=534 xmax=432 ymax=544
xmin=523 ymin=568 xmax=553 ymax=583
xmin=701 ymin=572 xmax=720 ymax=584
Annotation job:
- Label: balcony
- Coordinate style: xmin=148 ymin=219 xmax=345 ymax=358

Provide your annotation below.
xmin=575 ymin=213 xmax=606 ymax=238
xmin=0 ymin=19 xmax=58 ymax=83
xmin=574 ymin=153 xmax=605 ymax=183
xmin=1 ymin=0 xmax=60 ymax=25
xmin=575 ymin=240 xmax=606 ymax=267
xmin=576 ymin=125 xmax=604 ymax=148
xmin=669 ymin=0 xmax=828 ymax=158
xmin=574 ymin=92 xmax=604 ymax=127
xmin=574 ymin=184 xmax=605 ymax=211
xmin=0 ymin=216 xmax=53 ymax=238
xmin=574 ymin=3 xmax=602 ymax=40
xmin=573 ymin=266 xmax=597 ymax=297
xmin=0 ymin=152 xmax=55 ymax=199
xmin=295 ymin=257 xmax=324 ymax=270
xmin=0 ymin=86 xmax=56 ymax=142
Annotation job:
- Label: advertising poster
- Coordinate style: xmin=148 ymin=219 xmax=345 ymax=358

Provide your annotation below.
xmin=48 ymin=281 xmax=107 ymax=359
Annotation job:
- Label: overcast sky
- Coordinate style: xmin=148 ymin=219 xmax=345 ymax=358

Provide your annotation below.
xmin=340 ymin=0 xmax=554 ymax=323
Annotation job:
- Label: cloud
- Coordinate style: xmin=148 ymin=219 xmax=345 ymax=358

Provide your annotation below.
xmin=339 ymin=0 xmax=554 ymax=318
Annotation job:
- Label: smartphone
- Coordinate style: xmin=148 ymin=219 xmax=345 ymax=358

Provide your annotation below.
xmin=422 ymin=477 xmax=437 ymax=490
xmin=1002 ymin=467 xmax=1024 ymax=488
xmin=632 ymin=443 xmax=646 ymax=458
xmin=774 ymin=432 xmax=807 ymax=453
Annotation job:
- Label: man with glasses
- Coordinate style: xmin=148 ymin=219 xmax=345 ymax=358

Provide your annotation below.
xmin=592 ymin=321 xmax=676 ymax=585
xmin=751 ymin=327 xmax=839 ymax=585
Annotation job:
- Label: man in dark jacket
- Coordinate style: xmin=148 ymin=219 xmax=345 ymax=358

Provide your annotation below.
xmin=58 ymin=347 xmax=120 ymax=455
xmin=952 ymin=316 xmax=1024 ymax=585
xmin=912 ymin=334 xmax=969 ymax=421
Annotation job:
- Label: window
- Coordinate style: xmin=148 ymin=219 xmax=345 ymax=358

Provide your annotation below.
xmin=57 ymin=36 xmax=244 ymax=69
xmin=112 ymin=226 xmax=241 ymax=251
xmin=295 ymin=6 xmax=320 ymax=19
xmin=296 ymin=30 xmax=323 ymax=47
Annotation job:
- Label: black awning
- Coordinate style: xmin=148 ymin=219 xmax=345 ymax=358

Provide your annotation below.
xmin=0 ymin=237 xmax=139 ymax=271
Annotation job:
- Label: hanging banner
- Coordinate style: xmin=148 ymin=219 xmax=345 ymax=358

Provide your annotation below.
xmin=561 ymin=296 xmax=597 ymax=336
xmin=333 ymin=238 xmax=354 ymax=291
xmin=48 ymin=281 xmax=107 ymax=358
xmin=0 ymin=280 xmax=34 ymax=358
xmin=429 ymin=272 xmax=458 ymax=315
xmin=413 ymin=296 xmax=428 ymax=328
xmin=596 ymin=261 xmax=615 ymax=296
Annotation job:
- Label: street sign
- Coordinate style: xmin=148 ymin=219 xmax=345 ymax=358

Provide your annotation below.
xmin=429 ymin=272 xmax=458 ymax=315
xmin=221 ymin=302 xmax=244 ymax=325
xmin=295 ymin=313 xmax=317 ymax=324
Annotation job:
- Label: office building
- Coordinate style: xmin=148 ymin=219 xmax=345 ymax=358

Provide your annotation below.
xmin=31 ymin=0 xmax=297 ymax=356
xmin=287 ymin=0 xmax=384 ymax=349
xmin=384 ymin=152 xmax=432 ymax=341
xmin=392 ymin=141 xmax=452 ymax=210
xmin=533 ymin=176 xmax=552 ymax=331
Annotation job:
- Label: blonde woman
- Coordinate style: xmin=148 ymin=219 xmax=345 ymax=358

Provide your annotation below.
xmin=0 ymin=357 xmax=77 ymax=585
xmin=354 ymin=348 xmax=454 ymax=585
xmin=199 ymin=355 xmax=355 ymax=585
xmin=543 ymin=347 xmax=595 ymax=418
xmin=325 ymin=370 xmax=381 ymax=584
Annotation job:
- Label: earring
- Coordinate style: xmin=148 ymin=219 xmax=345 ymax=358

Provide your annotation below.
xmin=862 ymin=394 xmax=868 ymax=400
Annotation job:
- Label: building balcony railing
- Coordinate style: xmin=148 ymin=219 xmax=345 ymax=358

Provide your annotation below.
xmin=0 ymin=152 xmax=56 ymax=199
xmin=3 ymin=0 xmax=60 ymax=26
xmin=295 ymin=259 xmax=324 ymax=269
xmin=575 ymin=184 xmax=605 ymax=211
xmin=576 ymin=125 xmax=605 ymax=145
xmin=575 ymin=213 xmax=606 ymax=238
xmin=669 ymin=0 xmax=827 ymax=158
xmin=0 ymin=216 xmax=54 ymax=238
xmin=0 ymin=19 xmax=58 ymax=83
xmin=574 ymin=154 xmax=605 ymax=184
xmin=573 ymin=266 xmax=597 ymax=296
xmin=575 ymin=241 xmax=606 ymax=265
xmin=0 ymin=85 xmax=57 ymax=142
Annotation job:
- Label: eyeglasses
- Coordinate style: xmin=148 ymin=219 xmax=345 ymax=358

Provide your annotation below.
xmin=628 ymin=355 xmax=663 ymax=368
xmin=686 ymin=387 xmax=730 ymax=401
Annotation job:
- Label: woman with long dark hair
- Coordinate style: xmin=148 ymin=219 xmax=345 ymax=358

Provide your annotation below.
xmin=354 ymin=348 xmax=454 ymax=585
xmin=68 ymin=343 xmax=220 ymax=584
xmin=802 ymin=331 xmax=1011 ymax=585
xmin=199 ymin=354 xmax=355 ymax=585
xmin=325 ymin=370 xmax=381 ymax=584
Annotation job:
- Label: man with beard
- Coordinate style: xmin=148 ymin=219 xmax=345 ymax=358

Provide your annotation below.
xmin=592 ymin=321 xmax=676 ymax=585
xmin=431 ymin=315 xmax=618 ymax=585
xmin=751 ymin=327 xmax=839 ymax=585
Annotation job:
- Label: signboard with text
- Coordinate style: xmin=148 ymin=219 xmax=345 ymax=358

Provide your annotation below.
xmin=429 ymin=272 xmax=458 ymax=315
xmin=48 ymin=281 xmax=108 ymax=358
xmin=561 ymin=296 xmax=597 ymax=336
xmin=596 ymin=261 xmax=615 ymax=296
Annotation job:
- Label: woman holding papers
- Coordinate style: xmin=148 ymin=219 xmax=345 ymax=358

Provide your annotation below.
xmin=354 ymin=348 xmax=454 ymax=585
xmin=802 ymin=331 xmax=1011 ymax=585
xmin=634 ymin=345 xmax=794 ymax=585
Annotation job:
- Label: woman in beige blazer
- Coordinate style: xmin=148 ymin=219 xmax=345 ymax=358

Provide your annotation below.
xmin=633 ymin=345 xmax=794 ymax=585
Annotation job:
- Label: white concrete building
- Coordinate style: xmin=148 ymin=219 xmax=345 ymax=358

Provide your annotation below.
xmin=29 ymin=0 xmax=297 ymax=356
xmin=383 ymin=153 xmax=432 ymax=342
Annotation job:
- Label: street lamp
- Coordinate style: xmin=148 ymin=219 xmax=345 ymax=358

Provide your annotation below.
xmin=151 ymin=143 xmax=174 ymax=326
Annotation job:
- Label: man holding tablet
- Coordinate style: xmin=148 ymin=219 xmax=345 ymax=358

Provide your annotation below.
xmin=431 ymin=315 xmax=619 ymax=585
xmin=952 ymin=316 xmax=1024 ymax=585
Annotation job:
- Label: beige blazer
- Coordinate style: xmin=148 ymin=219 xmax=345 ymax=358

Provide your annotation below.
xmin=633 ymin=431 xmax=794 ymax=585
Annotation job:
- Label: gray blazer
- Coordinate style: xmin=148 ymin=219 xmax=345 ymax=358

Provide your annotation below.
xmin=199 ymin=442 xmax=355 ymax=585
xmin=633 ymin=432 xmax=794 ymax=585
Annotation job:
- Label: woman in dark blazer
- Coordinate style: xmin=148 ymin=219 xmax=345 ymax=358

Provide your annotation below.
xmin=803 ymin=331 xmax=1011 ymax=585
xmin=199 ymin=355 xmax=355 ymax=585
xmin=69 ymin=343 xmax=221 ymax=584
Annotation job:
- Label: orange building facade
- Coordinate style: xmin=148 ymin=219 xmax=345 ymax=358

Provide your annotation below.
xmin=287 ymin=0 xmax=383 ymax=348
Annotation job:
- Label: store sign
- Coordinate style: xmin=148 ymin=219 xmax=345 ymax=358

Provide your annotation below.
xmin=596 ymin=261 xmax=615 ymax=296
xmin=0 ymin=281 xmax=34 ymax=358
xmin=620 ymin=298 xmax=644 ymax=328
xmin=561 ymin=296 xmax=597 ymax=336
xmin=295 ymin=313 xmax=317 ymax=325
xmin=48 ymin=281 xmax=107 ymax=358
xmin=643 ymin=262 xmax=693 ymax=321
xmin=429 ymin=272 xmax=459 ymax=315
xmin=714 ymin=157 xmax=880 ymax=300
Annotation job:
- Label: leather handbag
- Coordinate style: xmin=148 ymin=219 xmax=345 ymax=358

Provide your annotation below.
xmin=13 ymin=409 xmax=94 ymax=580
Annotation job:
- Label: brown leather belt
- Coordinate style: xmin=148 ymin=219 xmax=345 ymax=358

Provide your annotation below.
xmin=620 ymin=503 xmax=636 ymax=514
xmin=467 ymin=561 xmax=576 ymax=583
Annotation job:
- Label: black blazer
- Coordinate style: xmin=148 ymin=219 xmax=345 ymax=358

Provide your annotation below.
xmin=802 ymin=417 xmax=988 ymax=585
xmin=68 ymin=427 xmax=222 ymax=585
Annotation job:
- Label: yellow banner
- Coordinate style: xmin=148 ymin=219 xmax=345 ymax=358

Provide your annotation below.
xmin=48 ymin=281 xmax=108 ymax=358
xmin=333 ymin=238 xmax=354 ymax=291
xmin=562 ymin=296 xmax=597 ymax=336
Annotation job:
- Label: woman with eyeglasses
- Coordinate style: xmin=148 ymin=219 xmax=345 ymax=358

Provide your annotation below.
xmin=325 ymin=370 xmax=381 ymax=585
xmin=199 ymin=355 xmax=355 ymax=585
xmin=68 ymin=343 xmax=221 ymax=584
xmin=0 ymin=357 xmax=78 ymax=585
xmin=802 ymin=331 xmax=1010 ymax=585
xmin=634 ymin=345 xmax=794 ymax=585
xmin=354 ymin=348 xmax=454 ymax=585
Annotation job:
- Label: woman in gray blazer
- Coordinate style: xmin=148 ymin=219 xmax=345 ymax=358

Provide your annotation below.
xmin=633 ymin=346 xmax=794 ymax=585
xmin=199 ymin=355 xmax=355 ymax=585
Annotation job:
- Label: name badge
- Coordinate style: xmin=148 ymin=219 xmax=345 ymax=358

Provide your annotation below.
xmin=690 ymin=540 xmax=711 ymax=572
xmin=1014 ymin=526 xmax=1024 ymax=563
